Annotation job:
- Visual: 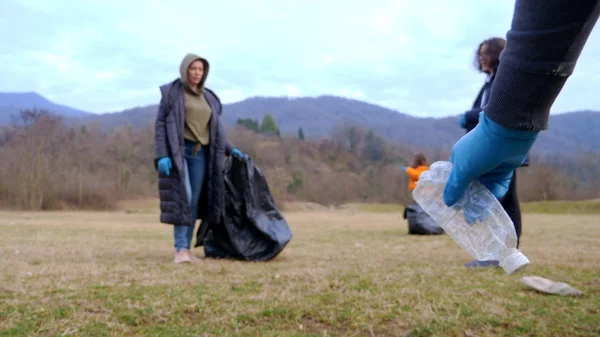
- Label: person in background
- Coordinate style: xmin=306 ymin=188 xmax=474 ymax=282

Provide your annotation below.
xmin=460 ymin=37 xmax=505 ymax=132
xmin=444 ymin=0 xmax=598 ymax=232
xmin=154 ymin=53 xmax=245 ymax=264
xmin=402 ymin=153 xmax=429 ymax=192
xmin=458 ymin=37 xmax=525 ymax=268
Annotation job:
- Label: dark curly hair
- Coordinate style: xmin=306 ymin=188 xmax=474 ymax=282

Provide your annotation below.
xmin=411 ymin=153 xmax=428 ymax=168
xmin=474 ymin=37 xmax=506 ymax=73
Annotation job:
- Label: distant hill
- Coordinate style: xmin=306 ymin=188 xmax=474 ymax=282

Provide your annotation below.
xmin=533 ymin=110 xmax=600 ymax=154
xmin=0 ymin=92 xmax=91 ymax=124
xmin=220 ymin=96 xmax=464 ymax=152
xmin=71 ymin=95 xmax=463 ymax=152
xmin=1 ymin=91 xmax=599 ymax=155
xmin=74 ymin=95 xmax=599 ymax=156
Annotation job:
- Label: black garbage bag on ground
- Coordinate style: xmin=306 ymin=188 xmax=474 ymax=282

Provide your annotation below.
xmin=195 ymin=156 xmax=292 ymax=261
xmin=403 ymin=203 xmax=445 ymax=235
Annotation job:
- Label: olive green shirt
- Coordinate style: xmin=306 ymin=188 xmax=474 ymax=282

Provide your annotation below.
xmin=183 ymin=87 xmax=212 ymax=145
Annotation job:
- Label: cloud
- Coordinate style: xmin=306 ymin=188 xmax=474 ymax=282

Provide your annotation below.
xmin=219 ymin=88 xmax=246 ymax=104
xmin=320 ymin=55 xmax=335 ymax=65
xmin=367 ymin=2 xmax=406 ymax=34
xmin=282 ymin=85 xmax=302 ymax=97
xmin=0 ymin=0 xmax=599 ymax=117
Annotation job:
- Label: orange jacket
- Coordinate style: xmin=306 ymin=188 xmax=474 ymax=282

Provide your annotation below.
xmin=405 ymin=165 xmax=429 ymax=191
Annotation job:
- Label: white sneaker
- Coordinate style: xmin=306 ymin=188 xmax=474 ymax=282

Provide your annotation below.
xmin=174 ymin=249 xmax=192 ymax=264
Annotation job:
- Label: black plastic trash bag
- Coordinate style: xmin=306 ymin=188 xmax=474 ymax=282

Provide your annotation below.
xmin=403 ymin=203 xmax=445 ymax=235
xmin=195 ymin=156 xmax=292 ymax=261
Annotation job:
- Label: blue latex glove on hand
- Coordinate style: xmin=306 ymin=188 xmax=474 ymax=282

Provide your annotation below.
xmin=231 ymin=148 xmax=244 ymax=158
xmin=157 ymin=157 xmax=172 ymax=176
xmin=459 ymin=114 xmax=467 ymax=128
xmin=443 ymin=112 xmax=539 ymax=207
xmin=401 ymin=166 xmax=407 ymax=171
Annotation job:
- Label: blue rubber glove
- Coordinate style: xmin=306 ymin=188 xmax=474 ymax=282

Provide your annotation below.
xmin=157 ymin=157 xmax=172 ymax=176
xmin=401 ymin=166 xmax=407 ymax=171
xmin=443 ymin=112 xmax=539 ymax=207
xmin=459 ymin=114 xmax=467 ymax=128
xmin=231 ymin=148 xmax=244 ymax=158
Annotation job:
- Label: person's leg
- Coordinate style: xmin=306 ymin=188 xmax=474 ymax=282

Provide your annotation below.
xmin=174 ymin=226 xmax=190 ymax=250
xmin=174 ymin=152 xmax=193 ymax=263
xmin=500 ymin=169 xmax=522 ymax=248
xmin=183 ymin=144 xmax=207 ymax=259
xmin=173 ymin=142 xmax=207 ymax=263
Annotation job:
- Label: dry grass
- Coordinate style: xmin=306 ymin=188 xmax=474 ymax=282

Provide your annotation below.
xmin=521 ymin=199 xmax=600 ymax=214
xmin=1 ymin=208 xmax=599 ymax=336
xmin=340 ymin=203 xmax=406 ymax=213
xmin=344 ymin=199 xmax=600 ymax=215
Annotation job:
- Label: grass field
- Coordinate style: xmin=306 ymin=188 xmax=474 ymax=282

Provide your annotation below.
xmin=1 ymin=205 xmax=599 ymax=336
xmin=345 ymin=199 xmax=600 ymax=215
xmin=520 ymin=199 xmax=600 ymax=215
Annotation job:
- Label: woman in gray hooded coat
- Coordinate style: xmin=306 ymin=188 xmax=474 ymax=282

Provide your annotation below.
xmin=154 ymin=53 xmax=244 ymax=264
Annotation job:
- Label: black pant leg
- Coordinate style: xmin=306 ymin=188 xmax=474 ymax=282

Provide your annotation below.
xmin=500 ymin=170 xmax=522 ymax=248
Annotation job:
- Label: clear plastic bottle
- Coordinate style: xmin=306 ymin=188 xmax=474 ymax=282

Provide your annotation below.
xmin=412 ymin=161 xmax=529 ymax=275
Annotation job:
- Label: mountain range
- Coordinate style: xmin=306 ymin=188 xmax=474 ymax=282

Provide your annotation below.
xmin=0 ymin=92 xmax=90 ymax=124
xmin=1 ymin=92 xmax=599 ymax=155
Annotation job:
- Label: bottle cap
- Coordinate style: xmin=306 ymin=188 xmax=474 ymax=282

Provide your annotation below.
xmin=500 ymin=251 xmax=530 ymax=275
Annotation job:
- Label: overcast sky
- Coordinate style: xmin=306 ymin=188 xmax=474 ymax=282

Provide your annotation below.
xmin=1 ymin=0 xmax=599 ymax=117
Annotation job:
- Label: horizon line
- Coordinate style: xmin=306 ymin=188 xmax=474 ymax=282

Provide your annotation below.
xmin=1 ymin=90 xmax=598 ymax=119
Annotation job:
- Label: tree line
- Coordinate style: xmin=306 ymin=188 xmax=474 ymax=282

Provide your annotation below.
xmin=1 ymin=108 xmax=599 ymax=211
xmin=236 ymin=114 xmax=305 ymax=141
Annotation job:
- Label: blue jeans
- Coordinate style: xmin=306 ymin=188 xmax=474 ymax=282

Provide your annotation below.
xmin=174 ymin=140 xmax=207 ymax=252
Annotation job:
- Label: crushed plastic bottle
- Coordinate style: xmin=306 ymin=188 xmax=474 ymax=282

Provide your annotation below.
xmin=412 ymin=161 xmax=529 ymax=275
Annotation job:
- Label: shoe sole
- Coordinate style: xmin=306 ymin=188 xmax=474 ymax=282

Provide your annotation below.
xmin=174 ymin=259 xmax=192 ymax=264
